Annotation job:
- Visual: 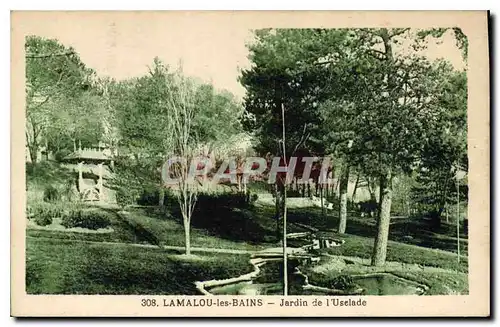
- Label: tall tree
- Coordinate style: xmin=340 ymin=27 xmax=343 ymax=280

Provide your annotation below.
xmin=112 ymin=59 xmax=243 ymax=255
xmin=165 ymin=69 xmax=201 ymax=256
xmin=319 ymin=28 xmax=462 ymax=266
xmin=411 ymin=67 xmax=468 ymax=227
xmin=25 ymin=35 xmax=94 ymax=163
xmin=240 ymin=28 xmax=348 ymax=237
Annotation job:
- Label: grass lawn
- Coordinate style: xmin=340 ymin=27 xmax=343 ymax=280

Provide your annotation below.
xmin=319 ymin=233 xmax=468 ymax=273
xmin=26 ymin=237 xmax=253 ymax=295
xmin=25 ymin=203 xmax=469 ymax=296
xmin=117 ymin=207 xmax=277 ymax=251
xmin=27 ymin=205 xmax=276 ymax=251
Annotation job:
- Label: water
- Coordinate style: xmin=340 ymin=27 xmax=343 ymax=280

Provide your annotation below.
xmin=205 ymin=261 xmax=427 ymax=296
xmin=207 ymin=259 xmax=313 ymax=295
xmin=352 ymin=273 xmax=427 ymax=295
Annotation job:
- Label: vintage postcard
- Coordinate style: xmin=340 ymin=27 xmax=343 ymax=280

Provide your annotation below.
xmin=11 ymin=10 xmax=490 ymax=317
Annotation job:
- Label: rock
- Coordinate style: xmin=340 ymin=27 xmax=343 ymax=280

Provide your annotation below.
xmin=312 ymin=257 xmax=346 ymax=274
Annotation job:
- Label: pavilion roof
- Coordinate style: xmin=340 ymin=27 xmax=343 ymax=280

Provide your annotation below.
xmin=62 ymin=148 xmax=112 ymax=162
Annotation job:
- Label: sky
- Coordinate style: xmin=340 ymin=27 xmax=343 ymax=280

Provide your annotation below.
xmin=21 ymin=12 xmax=465 ymax=100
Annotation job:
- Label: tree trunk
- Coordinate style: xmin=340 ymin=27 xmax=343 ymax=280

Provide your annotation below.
xmin=371 ymin=170 xmax=393 ymax=266
xmin=158 ymin=187 xmax=165 ymax=206
xmin=338 ymin=165 xmax=350 ymax=234
xmin=430 ymin=208 xmax=443 ymax=231
xmin=29 ymin=142 xmax=38 ymax=164
xmin=367 ymin=178 xmax=376 ymax=201
xmin=325 ymin=179 xmax=330 ymax=199
xmin=184 ymin=219 xmax=191 ymax=255
xmin=377 ymin=176 xmax=385 ymax=219
xmin=320 ymin=184 xmax=325 ymax=219
xmin=352 ymin=175 xmax=360 ymax=202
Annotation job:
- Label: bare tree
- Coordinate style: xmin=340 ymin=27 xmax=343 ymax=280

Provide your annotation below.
xmin=165 ymin=68 xmax=200 ymax=256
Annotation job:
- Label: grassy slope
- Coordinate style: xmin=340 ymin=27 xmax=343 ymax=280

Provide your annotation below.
xmin=321 ymin=233 xmax=467 ymax=273
xmin=281 ymin=206 xmax=468 ymax=254
xmin=26 ymin=237 xmax=252 ymax=295
xmin=27 ymin=203 xmax=467 ymax=272
xmin=118 ymin=207 xmax=276 ymax=251
xmin=27 ymin=205 xmax=275 ymax=251
xmin=26 ymin=161 xmax=77 ymax=202
xmin=26 ymin=208 xmax=151 ymax=245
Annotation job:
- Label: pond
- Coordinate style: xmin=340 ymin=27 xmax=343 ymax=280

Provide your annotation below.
xmin=206 ymin=259 xmax=319 ymax=295
xmin=351 ymin=273 xmax=428 ymax=295
xmin=204 ymin=260 xmax=428 ymax=296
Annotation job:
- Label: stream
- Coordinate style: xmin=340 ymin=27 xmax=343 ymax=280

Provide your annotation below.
xmin=195 ymin=233 xmax=428 ymax=296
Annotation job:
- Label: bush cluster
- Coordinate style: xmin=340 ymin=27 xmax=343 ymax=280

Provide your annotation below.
xmin=330 ymin=274 xmax=356 ymax=291
xmin=61 ymin=208 xmax=112 ymax=230
xmin=28 ymin=202 xmax=64 ymax=226
xmin=115 ymin=187 xmax=141 ymax=207
xmin=43 ymin=185 xmax=61 ymax=202
xmin=29 ymin=201 xmax=112 ymax=230
xmin=196 ymin=192 xmax=257 ymax=212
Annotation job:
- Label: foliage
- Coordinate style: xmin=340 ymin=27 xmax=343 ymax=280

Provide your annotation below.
xmin=28 ymin=202 xmax=65 ymax=226
xmin=330 ymin=274 xmax=356 ymax=290
xmin=42 ymin=185 xmax=61 ymax=202
xmin=410 ymin=69 xmax=468 ymax=220
xmin=416 ymin=28 xmax=468 ymax=62
xmin=390 ymin=175 xmax=417 ymax=216
xmin=110 ymin=156 xmax=161 ymax=207
xmin=61 ymin=208 xmax=112 ymax=230
xmin=110 ymin=59 xmax=245 ymax=255
xmin=25 ymin=35 xmax=101 ymax=162
xmin=240 ymin=29 xmax=348 ymax=156
xmin=195 ymin=192 xmax=257 ymax=212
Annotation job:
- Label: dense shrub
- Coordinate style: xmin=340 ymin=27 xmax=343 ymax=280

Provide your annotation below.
xmin=43 ymin=185 xmax=61 ymax=202
xmin=137 ymin=189 xmax=161 ymax=206
xmin=29 ymin=202 xmax=64 ymax=226
xmin=115 ymin=187 xmax=141 ymax=207
xmin=357 ymin=199 xmax=378 ymax=217
xmin=287 ymin=189 xmax=302 ymax=197
xmin=330 ymin=274 xmax=356 ymax=291
xmin=250 ymin=193 xmax=259 ymax=203
xmin=196 ymin=192 xmax=257 ymax=212
xmin=61 ymin=208 xmax=112 ymax=230
xmin=34 ymin=214 xmax=53 ymax=226
xmin=246 ymin=180 xmax=272 ymax=194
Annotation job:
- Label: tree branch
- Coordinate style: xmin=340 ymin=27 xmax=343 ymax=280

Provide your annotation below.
xmin=291 ymin=123 xmax=310 ymax=156
xmin=25 ymin=51 xmax=75 ymax=59
xmin=389 ymin=28 xmax=410 ymax=39
xmin=367 ymin=49 xmax=387 ymax=60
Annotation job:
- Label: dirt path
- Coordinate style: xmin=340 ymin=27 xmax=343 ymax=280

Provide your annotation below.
xmin=27 ymin=235 xmax=256 ymax=254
